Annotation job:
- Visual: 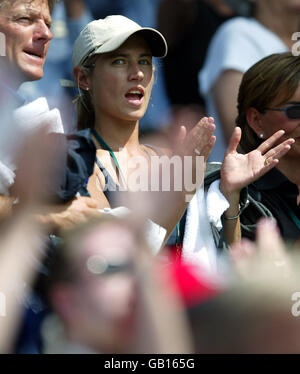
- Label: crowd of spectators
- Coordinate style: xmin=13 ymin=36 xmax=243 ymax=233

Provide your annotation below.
xmin=0 ymin=0 xmax=300 ymax=355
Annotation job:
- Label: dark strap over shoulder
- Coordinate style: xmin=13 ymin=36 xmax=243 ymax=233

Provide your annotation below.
xmin=204 ymin=162 xmax=275 ymax=247
xmin=47 ymin=129 xmax=96 ymax=202
xmin=204 ymin=162 xmax=222 ymax=188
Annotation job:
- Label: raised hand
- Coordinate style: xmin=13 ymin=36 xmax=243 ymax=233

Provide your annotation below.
xmin=220 ymin=127 xmax=295 ymax=196
xmin=176 ymin=116 xmax=216 ymax=161
xmin=174 ymin=116 xmax=216 ymax=194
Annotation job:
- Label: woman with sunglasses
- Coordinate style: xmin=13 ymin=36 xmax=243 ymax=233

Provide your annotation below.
xmin=199 ymin=0 xmax=300 ymax=163
xmin=218 ymin=52 xmax=300 ymax=245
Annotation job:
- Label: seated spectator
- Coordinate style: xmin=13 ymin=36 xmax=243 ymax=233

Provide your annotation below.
xmin=183 ymin=53 xmax=297 ymax=266
xmin=19 ymin=0 xmax=93 ymax=133
xmin=72 ymin=15 xmax=216 ymax=249
xmin=84 ymin=0 xmax=171 ymax=135
xmin=0 ymin=0 xmax=100 ymax=353
xmin=191 ymin=52 xmax=298 ymax=256
xmin=219 ymin=52 xmax=300 ymax=244
xmin=199 ymin=0 xmax=300 ymax=161
xmin=0 ymin=0 xmax=98 ymax=222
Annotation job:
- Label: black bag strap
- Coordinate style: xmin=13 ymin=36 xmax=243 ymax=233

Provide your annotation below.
xmin=204 ymin=162 xmax=275 ymax=248
xmin=204 ymin=162 xmax=222 ymax=188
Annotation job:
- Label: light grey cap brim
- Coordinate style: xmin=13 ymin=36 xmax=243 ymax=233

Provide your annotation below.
xmin=74 ymin=27 xmax=168 ymax=67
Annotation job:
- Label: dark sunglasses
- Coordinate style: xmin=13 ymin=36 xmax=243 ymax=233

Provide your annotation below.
xmin=264 ymin=104 xmax=300 ymax=119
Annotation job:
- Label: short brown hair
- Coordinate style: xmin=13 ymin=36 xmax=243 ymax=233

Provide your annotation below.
xmin=236 ymin=52 xmax=300 ymax=153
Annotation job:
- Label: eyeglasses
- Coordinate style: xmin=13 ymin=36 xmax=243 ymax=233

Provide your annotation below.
xmin=86 ymin=255 xmax=134 ymax=276
xmin=264 ymin=104 xmax=300 ymax=119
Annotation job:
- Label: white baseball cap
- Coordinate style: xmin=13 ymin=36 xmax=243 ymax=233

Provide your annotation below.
xmin=72 ymin=15 xmax=168 ymax=68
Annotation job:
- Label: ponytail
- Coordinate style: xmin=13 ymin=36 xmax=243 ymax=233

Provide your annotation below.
xmin=74 ymin=58 xmax=97 ymax=130
xmin=74 ymin=91 xmax=95 ymax=130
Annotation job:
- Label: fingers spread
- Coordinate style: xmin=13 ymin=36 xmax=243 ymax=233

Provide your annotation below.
xmin=257 ymin=130 xmax=285 ymax=153
xmin=264 ymin=138 xmax=294 ymax=161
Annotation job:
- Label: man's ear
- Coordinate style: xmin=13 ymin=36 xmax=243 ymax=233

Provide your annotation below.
xmin=73 ymin=66 xmax=90 ymax=92
xmin=246 ymin=107 xmax=264 ymax=137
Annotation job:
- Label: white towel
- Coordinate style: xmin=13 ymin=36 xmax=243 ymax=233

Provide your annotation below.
xmin=0 ymin=98 xmax=64 ymax=195
xmin=182 ymin=188 xmax=218 ymax=274
xmin=0 ymin=160 xmax=15 ymax=195
xmin=182 ymin=180 xmax=230 ymax=276
xmin=144 ymin=219 xmax=167 ymax=255
xmin=13 ymin=98 xmax=64 ymax=135
xmin=206 ymin=180 xmax=230 ymax=230
xmin=13 ymin=97 xmax=50 ymax=123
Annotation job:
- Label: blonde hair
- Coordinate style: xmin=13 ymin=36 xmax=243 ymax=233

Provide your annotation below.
xmin=0 ymin=0 xmax=57 ymax=12
xmin=74 ymin=56 xmax=98 ymax=130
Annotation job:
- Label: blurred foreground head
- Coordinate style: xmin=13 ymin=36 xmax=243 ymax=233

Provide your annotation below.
xmin=45 ymin=217 xmax=142 ymax=353
xmin=43 ymin=215 xmax=197 ymax=354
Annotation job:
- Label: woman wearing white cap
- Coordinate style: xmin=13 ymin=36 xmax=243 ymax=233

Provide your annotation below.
xmin=70 ymin=15 xmax=294 ymax=274
xmin=71 ymin=15 xmax=217 ymax=251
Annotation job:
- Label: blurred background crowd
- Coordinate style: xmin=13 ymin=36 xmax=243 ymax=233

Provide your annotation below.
xmin=1 ymin=0 xmax=300 ymax=355
xmin=18 ymin=0 xmax=252 ymax=139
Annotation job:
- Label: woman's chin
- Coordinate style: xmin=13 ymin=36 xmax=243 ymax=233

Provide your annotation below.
xmin=123 ymin=111 xmax=146 ymax=122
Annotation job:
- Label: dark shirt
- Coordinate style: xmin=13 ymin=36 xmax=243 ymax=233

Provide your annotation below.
xmin=242 ymin=168 xmax=300 ymax=243
xmin=52 ymin=129 xmax=96 ymax=203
